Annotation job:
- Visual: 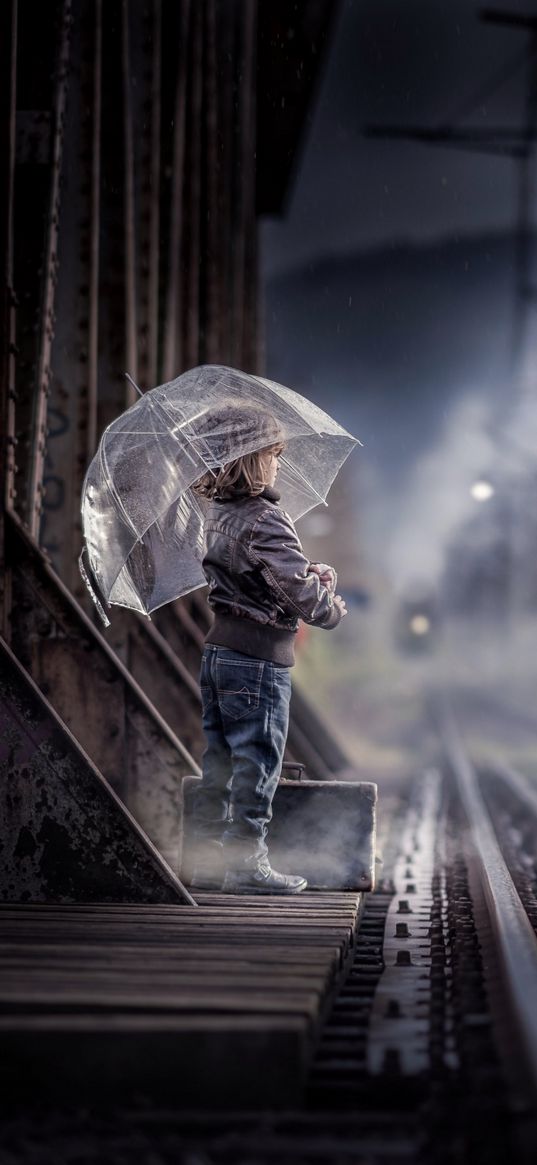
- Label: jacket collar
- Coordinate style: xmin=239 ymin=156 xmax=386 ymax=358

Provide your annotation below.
xmin=261 ymin=486 xmax=280 ymax=503
xmin=215 ymin=485 xmax=281 ymax=504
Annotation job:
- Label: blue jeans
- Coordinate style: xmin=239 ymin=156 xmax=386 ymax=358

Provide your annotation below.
xmin=194 ymin=645 xmax=292 ymax=865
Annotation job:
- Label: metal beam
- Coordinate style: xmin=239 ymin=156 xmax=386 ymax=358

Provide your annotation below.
xmin=0 ymin=0 xmax=17 ymax=638
xmin=87 ymin=0 xmax=102 ymax=461
xmin=122 ymin=0 xmax=138 ymax=407
xmin=28 ymin=0 xmax=72 ymax=539
xmin=6 ymin=510 xmax=201 ymax=874
xmin=162 ymin=0 xmax=191 ymax=382
xmin=0 ymin=637 xmax=195 ymax=904
xmin=41 ymin=0 xmax=102 ymax=596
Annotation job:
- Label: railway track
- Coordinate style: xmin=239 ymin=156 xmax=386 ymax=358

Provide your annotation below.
xmin=4 ymin=708 xmax=537 ymax=1163
xmin=307 ymin=724 xmax=537 ymax=1162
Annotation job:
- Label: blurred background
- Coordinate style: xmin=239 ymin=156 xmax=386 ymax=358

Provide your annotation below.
xmin=264 ymin=0 xmax=537 ymax=788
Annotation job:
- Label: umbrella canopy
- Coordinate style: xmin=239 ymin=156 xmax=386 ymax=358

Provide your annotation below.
xmin=80 ymin=364 xmax=359 ymax=622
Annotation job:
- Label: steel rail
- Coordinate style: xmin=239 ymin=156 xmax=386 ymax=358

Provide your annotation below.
xmin=126 ymin=1 xmax=159 ymax=395
xmin=28 ymin=0 xmax=71 ymax=540
xmin=215 ymin=4 xmax=234 ymax=365
xmin=122 ymin=0 xmax=138 ymax=407
xmin=438 ymin=698 xmax=537 ymax=1087
xmin=87 ymin=0 xmax=102 ymax=461
xmin=487 ymin=759 xmax=537 ymax=819
xmin=0 ymin=0 xmax=17 ymax=638
xmin=230 ymin=2 xmax=256 ymax=367
xmin=202 ymin=0 xmax=221 ymax=363
xmin=135 ymin=616 xmax=201 ymax=702
xmin=162 ymin=0 xmax=191 ymax=382
xmin=184 ymin=0 xmax=203 ymax=369
xmin=146 ymin=0 xmax=161 ymax=389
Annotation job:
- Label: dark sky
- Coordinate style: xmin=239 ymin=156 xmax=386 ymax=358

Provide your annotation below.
xmin=263 ymin=0 xmax=532 ymax=277
xmin=261 ymin=0 xmax=537 ymax=595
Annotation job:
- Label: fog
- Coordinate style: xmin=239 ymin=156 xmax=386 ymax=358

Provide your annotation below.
xmin=261 ymin=0 xmax=537 ymax=784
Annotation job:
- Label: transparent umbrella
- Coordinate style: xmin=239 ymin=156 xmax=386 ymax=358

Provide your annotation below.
xmin=80 ymin=364 xmax=360 ymax=625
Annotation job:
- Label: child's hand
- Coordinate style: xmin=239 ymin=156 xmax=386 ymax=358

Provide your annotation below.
xmin=308 ymin=561 xmax=337 ymax=592
xmin=333 ymin=594 xmax=347 ymax=618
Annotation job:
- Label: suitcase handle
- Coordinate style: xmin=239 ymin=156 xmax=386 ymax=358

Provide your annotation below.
xmin=281 ymin=761 xmax=306 ymax=782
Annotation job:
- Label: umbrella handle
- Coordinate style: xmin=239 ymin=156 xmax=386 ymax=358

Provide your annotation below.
xmin=78 ymin=547 xmax=111 ymax=628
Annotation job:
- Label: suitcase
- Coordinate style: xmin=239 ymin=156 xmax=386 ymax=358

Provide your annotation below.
xmin=180 ymin=772 xmax=377 ymax=891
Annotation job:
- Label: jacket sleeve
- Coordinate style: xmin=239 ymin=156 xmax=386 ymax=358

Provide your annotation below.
xmin=308 ymin=562 xmax=337 ymax=593
xmin=246 ymin=507 xmax=343 ymax=629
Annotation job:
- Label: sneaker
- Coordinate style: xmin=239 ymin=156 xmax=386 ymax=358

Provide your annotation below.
xmin=190 ymin=840 xmax=225 ymax=891
xmin=223 ymin=862 xmax=307 ymax=895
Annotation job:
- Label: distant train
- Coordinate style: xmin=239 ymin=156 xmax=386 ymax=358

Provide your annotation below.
xmin=394 ymin=591 xmax=440 ymax=655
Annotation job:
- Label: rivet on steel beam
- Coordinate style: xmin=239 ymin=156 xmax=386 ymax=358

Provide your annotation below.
xmin=398 ymin=900 xmax=412 ymax=913
xmin=406 ymin=883 xmax=416 ymax=893
xmin=396 ymin=949 xmax=412 ymax=967
xmin=386 ymin=999 xmax=402 ymax=1018
xmin=396 ymin=923 xmax=410 ymax=938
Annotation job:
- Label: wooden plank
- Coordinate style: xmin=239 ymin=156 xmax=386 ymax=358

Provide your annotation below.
xmin=1 ymin=990 xmax=322 ymax=1016
xmin=0 ymin=895 xmax=360 ymax=909
xmin=0 ymin=905 xmax=359 ymax=924
xmin=0 ymin=945 xmax=337 ymax=964
xmin=0 ymin=891 xmax=364 ymax=1106
xmin=1 ymin=1015 xmax=308 ymax=1107
xmin=0 ymin=977 xmax=330 ymax=996
xmin=0 ymin=920 xmax=356 ymax=938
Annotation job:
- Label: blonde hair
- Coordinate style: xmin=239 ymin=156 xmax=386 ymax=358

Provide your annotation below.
xmin=193 ymin=443 xmax=285 ymax=500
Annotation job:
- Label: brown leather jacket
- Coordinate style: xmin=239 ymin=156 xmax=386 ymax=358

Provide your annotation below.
xmin=202 ymin=487 xmax=342 ymax=666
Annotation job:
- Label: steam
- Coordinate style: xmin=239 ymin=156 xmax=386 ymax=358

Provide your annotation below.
xmin=365 ymin=391 xmax=497 ymax=593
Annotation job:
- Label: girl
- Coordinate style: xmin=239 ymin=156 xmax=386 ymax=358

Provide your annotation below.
xmin=191 ymin=413 xmax=347 ymax=894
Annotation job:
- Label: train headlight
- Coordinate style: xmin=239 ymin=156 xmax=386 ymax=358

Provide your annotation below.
xmin=409 ymin=614 xmax=430 ymax=636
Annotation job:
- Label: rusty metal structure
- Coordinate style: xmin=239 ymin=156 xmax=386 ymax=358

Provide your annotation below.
xmin=0 ymin=0 xmax=349 ymax=902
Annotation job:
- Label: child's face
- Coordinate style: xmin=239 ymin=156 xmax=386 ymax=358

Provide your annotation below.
xmin=260 ymin=446 xmax=283 ymax=487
